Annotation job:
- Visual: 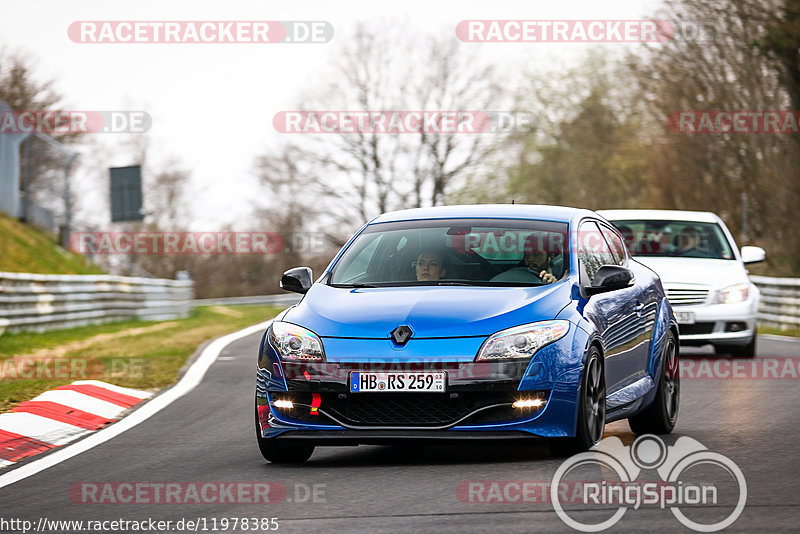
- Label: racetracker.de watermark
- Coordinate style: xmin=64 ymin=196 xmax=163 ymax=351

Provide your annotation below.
xmin=0 ymin=110 xmax=151 ymax=134
xmin=68 ymin=232 xmax=326 ymax=255
xmin=68 ymin=21 xmax=334 ymax=43
xmin=681 ymin=357 xmax=800 ymax=379
xmin=456 ymin=20 xmax=672 ymax=42
xmin=456 ymin=20 xmax=717 ymax=43
xmin=276 ymin=361 xmax=499 ymax=381
xmin=69 ymin=482 xmax=325 ymax=504
xmin=272 ymin=111 xmax=537 ymax=134
xmin=667 ymin=111 xmax=800 ymax=133
xmin=0 ymin=357 xmax=148 ymax=380
xmin=458 ymin=480 xmax=707 ymax=505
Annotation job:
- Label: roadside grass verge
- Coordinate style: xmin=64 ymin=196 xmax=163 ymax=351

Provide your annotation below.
xmin=0 ymin=305 xmax=280 ymax=412
xmin=758 ymin=325 xmax=800 ymax=338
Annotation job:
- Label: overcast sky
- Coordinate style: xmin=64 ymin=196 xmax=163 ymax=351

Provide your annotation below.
xmin=1 ymin=0 xmax=664 ymax=229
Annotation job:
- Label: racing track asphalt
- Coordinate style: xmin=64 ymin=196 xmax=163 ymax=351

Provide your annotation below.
xmin=0 ymin=328 xmax=798 ymax=533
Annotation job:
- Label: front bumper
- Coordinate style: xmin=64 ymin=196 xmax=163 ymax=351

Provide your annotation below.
xmin=256 ymin=324 xmax=590 ymax=441
xmin=675 ymin=298 xmax=758 ymax=346
xmin=262 ymin=429 xmax=545 ymax=446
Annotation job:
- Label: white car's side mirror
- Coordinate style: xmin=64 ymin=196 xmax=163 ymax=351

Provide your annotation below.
xmin=740 ymin=246 xmax=766 ymax=264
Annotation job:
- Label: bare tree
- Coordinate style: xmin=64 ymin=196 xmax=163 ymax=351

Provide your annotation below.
xmin=0 ymin=49 xmax=81 ymax=222
xmin=255 ymin=23 xmax=509 ymax=239
xmin=629 ymin=0 xmax=800 ymax=272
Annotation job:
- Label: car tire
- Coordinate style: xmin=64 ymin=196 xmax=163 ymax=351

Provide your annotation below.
xmin=255 ymin=404 xmax=315 ymax=464
xmin=550 ymin=345 xmax=606 ymax=457
xmin=727 ymin=333 xmax=757 ymax=359
xmin=628 ymin=331 xmax=680 ymax=435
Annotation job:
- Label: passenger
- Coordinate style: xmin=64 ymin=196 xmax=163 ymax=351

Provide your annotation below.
xmin=415 ymin=250 xmax=447 ymax=281
xmin=675 ymin=226 xmax=702 ymax=255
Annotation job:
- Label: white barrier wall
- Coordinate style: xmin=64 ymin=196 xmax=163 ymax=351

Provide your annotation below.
xmin=2 ymin=272 xmax=794 ymax=335
xmin=752 ymin=276 xmax=800 ymax=330
xmin=0 ymin=272 xmax=194 ymax=335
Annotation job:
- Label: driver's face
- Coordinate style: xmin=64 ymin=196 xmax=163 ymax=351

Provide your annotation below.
xmin=416 ymin=253 xmax=445 ymax=281
xmin=524 ymin=251 xmax=549 ymax=272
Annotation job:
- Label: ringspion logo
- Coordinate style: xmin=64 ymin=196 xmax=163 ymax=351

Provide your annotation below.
xmin=551 ymin=435 xmax=746 ymax=532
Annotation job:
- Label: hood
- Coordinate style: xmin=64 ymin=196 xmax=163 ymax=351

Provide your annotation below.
xmin=282 ymin=281 xmax=573 ymax=339
xmin=632 ymin=257 xmax=749 ymax=288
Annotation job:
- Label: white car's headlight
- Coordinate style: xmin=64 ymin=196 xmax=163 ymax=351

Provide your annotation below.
xmin=476 ymin=320 xmax=570 ymax=362
xmin=269 ymin=321 xmax=325 ymax=361
xmin=715 ymin=283 xmax=750 ymax=304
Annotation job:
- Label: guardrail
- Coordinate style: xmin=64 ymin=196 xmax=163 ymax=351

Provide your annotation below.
xmin=0 ymin=272 xmax=194 ymax=335
xmin=193 ymin=294 xmax=301 ymax=307
xmin=751 ymin=276 xmax=800 ymax=330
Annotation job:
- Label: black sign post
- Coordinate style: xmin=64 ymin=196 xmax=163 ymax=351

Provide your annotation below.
xmin=110 ymin=165 xmax=144 ymax=222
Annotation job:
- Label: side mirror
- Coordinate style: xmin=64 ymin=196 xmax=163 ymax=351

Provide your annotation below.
xmin=740 ymin=246 xmax=766 ymax=264
xmin=280 ymin=267 xmax=313 ymax=294
xmin=586 ymin=265 xmax=634 ymax=296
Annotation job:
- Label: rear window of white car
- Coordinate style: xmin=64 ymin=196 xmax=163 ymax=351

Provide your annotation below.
xmin=609 ymin=220 xmax=735 ymax=260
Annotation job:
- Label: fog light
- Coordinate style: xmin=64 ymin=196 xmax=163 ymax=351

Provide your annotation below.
xmin=513 ymin=398 xmax=544 ymax=409
xmin=273 ymin=399 xmax=293 ymax=409
xmin=725 ymin=321 xmax=746 ymax=332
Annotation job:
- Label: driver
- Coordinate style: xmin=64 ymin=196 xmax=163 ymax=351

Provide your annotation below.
xmin=491 ymin=234 xmax=558 ymax=284
xmin=676 ymin=226 xmax=702 ymax=255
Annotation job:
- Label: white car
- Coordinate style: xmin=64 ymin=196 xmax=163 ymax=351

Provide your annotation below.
xmin=598 ymin=209 xmax=765 ymax=358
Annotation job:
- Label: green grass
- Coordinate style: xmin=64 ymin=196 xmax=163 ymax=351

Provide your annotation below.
xmin=758 ymin=325 xmax=800 ymax=338
xmin=0 ymin=212 xmax=103 ymax=274
xmin=0 ymin=305 xmax=280 ymax=412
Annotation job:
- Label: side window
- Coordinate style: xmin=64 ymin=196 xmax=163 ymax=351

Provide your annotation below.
xmin=599 ymin=223 xmax=627 ymax=266
xmin=578 ymin=221 xmax=616 ymax=284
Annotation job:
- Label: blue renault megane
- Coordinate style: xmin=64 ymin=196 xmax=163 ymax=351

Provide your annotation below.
xmin=255 ymin=205 xmax=679 ymax=463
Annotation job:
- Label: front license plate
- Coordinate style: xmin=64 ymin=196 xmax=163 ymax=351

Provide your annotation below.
xmin=675 ymin=311 xmax=696 ymax=325
xmin=350 ymin=372 xmax=446 ymax=392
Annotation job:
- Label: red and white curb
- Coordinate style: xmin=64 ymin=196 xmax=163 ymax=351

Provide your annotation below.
xmin=0 ymin=380 xmax=152 ymax=468
xmin=0 ymin=319 xmax=273 ymax=489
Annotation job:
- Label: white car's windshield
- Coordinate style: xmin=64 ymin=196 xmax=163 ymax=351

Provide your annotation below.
xmin=329 ymin=218 xmax=569 ymax=287
xmin=610 ymin=220 xmax=735 ymax=260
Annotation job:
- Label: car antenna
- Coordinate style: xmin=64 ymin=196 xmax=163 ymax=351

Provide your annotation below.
xmin=511 ymin=199 xmax=515 ymax=204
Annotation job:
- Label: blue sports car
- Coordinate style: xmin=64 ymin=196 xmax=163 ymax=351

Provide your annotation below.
xmin=255 ymin=205 xmax=679 ymax=463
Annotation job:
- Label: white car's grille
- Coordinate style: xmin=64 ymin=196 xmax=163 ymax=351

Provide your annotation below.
xmin=665 ymin=285 xmax=710 ymax=306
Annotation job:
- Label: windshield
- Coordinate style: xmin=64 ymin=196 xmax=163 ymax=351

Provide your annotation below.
xmin=609 ymin=220 xmax=735 ymax=260
xmin=329 ymin=218 xmax=570 ymax=287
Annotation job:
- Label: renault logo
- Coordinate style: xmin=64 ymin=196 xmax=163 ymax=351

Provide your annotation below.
xmin=390 ymin=325 xmax=413 ymax=345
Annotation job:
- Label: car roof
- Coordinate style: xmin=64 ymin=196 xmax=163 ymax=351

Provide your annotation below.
xmin=370 ymin=204 xmax=595 ymax=224
xmin=596 ymin=209 xmax=721 ymax=224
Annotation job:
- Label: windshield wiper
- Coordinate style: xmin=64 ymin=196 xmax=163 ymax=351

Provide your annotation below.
xmin=331 ymin=282 xmax=379 ymax=288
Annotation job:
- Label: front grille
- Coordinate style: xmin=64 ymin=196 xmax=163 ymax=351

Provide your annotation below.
xmin=679 ymin=322 xmax=715 ymax=336
xmin=665 ymin=285 xmax=710 ymax=306
xmin=270 ymin=391 xmax=547 ymax=427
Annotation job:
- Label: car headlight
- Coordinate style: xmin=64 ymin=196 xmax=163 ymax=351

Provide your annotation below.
xmin=475 ymin=320 xmax=570 ymax=361
xmin=269 ymin=321 xmax=325 ymax=361
xmin=715 ymin=283 xmax=750 ymax=304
